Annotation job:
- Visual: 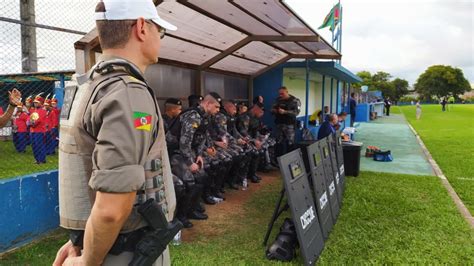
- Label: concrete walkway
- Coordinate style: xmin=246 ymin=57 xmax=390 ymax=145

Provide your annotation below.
xmin=355 ymin=114 xmax=435 ymax=176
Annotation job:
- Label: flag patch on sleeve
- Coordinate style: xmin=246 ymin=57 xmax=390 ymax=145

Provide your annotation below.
xmin=133 ymin=112 xmax=152 ymax=131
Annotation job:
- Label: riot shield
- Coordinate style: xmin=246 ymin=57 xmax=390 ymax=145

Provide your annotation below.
xmin=326 ymin=135 xmax=343 ymax=205
xmin=278 ymin=149 xmax=325 ymax=265
xmin=306 ymin=141 xmax=334 ymax=239
xmin=318 ymin=138 xmax=340 ymax=221
xmin=334 ymin=131 xmax=346 ymax=193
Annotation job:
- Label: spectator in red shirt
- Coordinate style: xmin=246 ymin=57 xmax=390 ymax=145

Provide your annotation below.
xmin=30 ymin=93 xmax=48 ymax=163
xmin=50 ymin=97 xmax=60 ymax=149
xmin=44 ymin=98 xmax=56 ymax=155
xmin=13 ymin=104 xmax=29 ymax=153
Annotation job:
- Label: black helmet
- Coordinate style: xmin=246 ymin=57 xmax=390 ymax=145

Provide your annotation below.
xmin=266 ymin=218 xmax=298 ymax=262
xmin=188 ymin=94 xmax=203 ymax=108
xmin=208 ymin=92 xmax=223 ymax=103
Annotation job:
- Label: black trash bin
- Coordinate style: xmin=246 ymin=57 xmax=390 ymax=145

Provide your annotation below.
xmin=342 ymin=141 xmax=363 ymax=177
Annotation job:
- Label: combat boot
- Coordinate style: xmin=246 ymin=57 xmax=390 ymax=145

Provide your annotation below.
xmin=250 ymin=175 xmax=260 ymax=183
xmin=178 ymin=216 xmax=193 ymax=228
xmin=188 ymin=210 xmax=208 ymax=220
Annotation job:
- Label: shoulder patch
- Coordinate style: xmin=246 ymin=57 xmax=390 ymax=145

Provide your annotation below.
xmin=128 ymin=76 xmax=141 ymax=83
xmin=121 ymin=75 xmax=146 ymax=86
xmin=133 ymin=111 xmax=152 ymax=131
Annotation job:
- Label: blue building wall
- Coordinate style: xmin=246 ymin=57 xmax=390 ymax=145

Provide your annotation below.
xmin=253 ymin=65 xmax=283 ymax=130
xmin=0 ymin=170 xmax=59 ymax=252
xmin=355 ymin=103 xmax=370 ymax=122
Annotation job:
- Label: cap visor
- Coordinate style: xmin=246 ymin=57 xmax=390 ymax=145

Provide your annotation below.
xmin=152 ymin=17 xmax=177 ymax=31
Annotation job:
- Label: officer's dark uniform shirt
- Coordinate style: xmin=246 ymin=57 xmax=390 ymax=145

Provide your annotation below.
xmin=272 ymin=95 xmax=300 ymax=125
xmin=167 ymin=106 xmax=208 ymax=166
xmin=237 ymin=111 xmax=260 ymax=140
xmin=221 ymin=108 xmax=243 ymax=140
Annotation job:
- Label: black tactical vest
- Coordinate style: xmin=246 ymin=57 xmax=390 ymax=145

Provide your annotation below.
xmin=167 ymin=107 xmax=208 ymax=152
xmin=274 ymin=95 xmax=299 ymax=125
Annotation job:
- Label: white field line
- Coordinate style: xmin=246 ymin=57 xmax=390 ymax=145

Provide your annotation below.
xmin=407 ymin=122 xmax=474 ymax=229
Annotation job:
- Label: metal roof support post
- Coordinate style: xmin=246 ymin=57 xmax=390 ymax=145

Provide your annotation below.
xmin=304 ymin=59 xmax=310 ymax=128
xmin=336 ymin=80 xmax=340 ymax=113
xmin=195 ymin=70 xmax=203 ymax=96
xmin=248 ymin=77 xmax=253 ymax=104
xmin=330 ymin=78 xmax=334 ymax=113
xmin=347 ymin=82 xmax=350 ymax=111
xmin=60 ymin=74 xmax=65 ymax=90
xmin=321 ymin=75 xmax=326 ymax=114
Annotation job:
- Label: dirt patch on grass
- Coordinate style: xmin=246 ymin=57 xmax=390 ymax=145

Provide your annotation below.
xmin=182 ymin=169 xmax=280 ymax=242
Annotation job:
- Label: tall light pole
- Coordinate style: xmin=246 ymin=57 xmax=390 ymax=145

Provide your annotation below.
xmin=20 ymin=0 xmax=37 ymax=73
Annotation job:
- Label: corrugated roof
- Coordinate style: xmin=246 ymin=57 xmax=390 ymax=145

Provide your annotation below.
xmin=75 ymin=0 xmax=341 ymax=77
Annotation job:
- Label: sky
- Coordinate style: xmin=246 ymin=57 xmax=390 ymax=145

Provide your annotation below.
xmin=286 ymin=0 xmax=474 ymax=87
xmin=1 ymin=0 xmax=472 ymax=88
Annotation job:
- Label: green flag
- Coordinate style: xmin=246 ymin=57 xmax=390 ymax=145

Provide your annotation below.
xmin=318 ymin=3 xmax=340 ymax=31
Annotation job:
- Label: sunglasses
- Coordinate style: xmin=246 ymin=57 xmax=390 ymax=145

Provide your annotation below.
xmin=143 ymin=20 xmax=166 ymax=39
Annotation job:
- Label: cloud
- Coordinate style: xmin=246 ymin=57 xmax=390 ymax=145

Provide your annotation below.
xmin=286 ymin=0 xmax=474 ymax=85
xmin=1 ymin=0 xmax=472 ymax=88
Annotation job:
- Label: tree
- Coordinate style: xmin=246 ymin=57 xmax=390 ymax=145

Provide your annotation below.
xmin=354 ymin=71 xmax=372 ymax=89
xmin=354 ymin=71 xmax=411 ymax=102
xmin=391 ymin=78 xmax=409 ymax=102
xmin=372 ymin=71 xmax=393 ymax=99
xmin=372 ymin=71 xmax=391 ymax=85
xmin=415 ymin=65 xmax=471 ymax=100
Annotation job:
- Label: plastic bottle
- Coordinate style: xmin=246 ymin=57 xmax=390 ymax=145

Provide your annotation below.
xmin=242 ymin=178 xmax=248 ymax=190
xmin=171 ymin=230 xmax=182 ymax=246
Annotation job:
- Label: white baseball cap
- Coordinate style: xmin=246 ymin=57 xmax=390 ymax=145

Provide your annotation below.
xmin=95 ymin=0 xmax=177 ymax=31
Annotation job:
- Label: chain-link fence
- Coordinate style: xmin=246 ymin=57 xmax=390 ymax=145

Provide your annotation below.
xmin=1 ymin=0 xmax=97 ymax=179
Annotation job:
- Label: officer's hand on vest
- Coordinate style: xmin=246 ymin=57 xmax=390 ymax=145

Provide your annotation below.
xmin=278 ymin=108 xmax=286 ymax=114
xmin=190 ymin=163 xmax=200 ymax=173
xmin=207 ymin=147 xmax=217 ymax=157
xmin=254 ymin=140 xmax=263 ymax=150
xmin=215 ymin=141 xmax=227 ymax=149
xmin=196 ymin=156 xmax=204 ymax=168
xmin=237 ymin=138 xmax=246 ymax=145
xmin=53 ymin=240 xmax=81 ymax=266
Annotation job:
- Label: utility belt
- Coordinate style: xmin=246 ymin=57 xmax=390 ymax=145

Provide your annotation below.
xmin=69 ymin=199 xmax=183 ymax=264
xmin=69 ymin=227 xmax=149 ymax=255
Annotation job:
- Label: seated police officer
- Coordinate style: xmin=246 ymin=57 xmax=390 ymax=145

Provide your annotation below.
xmin=54 ymin=0 xmax=178 ymax=265
xmin=188 ymin=94 xmax=203 ymax=109
xmin=162 ymin=98 xmax=182 ymax=132
xmin=207 ymin=92 xmax=244 ymax=198
xmin=167 ymin=94 xmax=221 ymax=216
xmin=237 ymin=103 xmax=265 ymax=183
xmin=221 ymin=100 xmax=251 ymax=189
xmin=208 ymin=95 xmax=250 ymax=193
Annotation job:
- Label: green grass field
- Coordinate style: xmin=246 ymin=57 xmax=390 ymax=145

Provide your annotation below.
xmin=2 ymin=104 xmax=474 ymax=264
xmin=398 ymin=104 xmax=474 ymax=214
xmin=2 ymin=172 xmax=473 ymax=265
xmin=0 ymin=141 xmax=58 ymax=179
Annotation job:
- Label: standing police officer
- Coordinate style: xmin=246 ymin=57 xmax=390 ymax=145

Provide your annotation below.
xmin=271 ymin=86 xmax=300 ymax=157
xmin=53 ymin=1 xmax=178 ymax=265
